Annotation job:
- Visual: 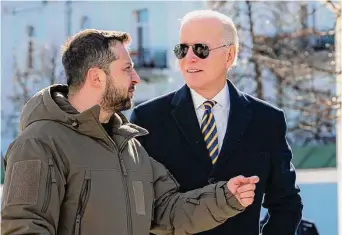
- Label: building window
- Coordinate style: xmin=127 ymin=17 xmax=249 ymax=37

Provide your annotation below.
xmin=27 ymin=25 xmax=35 ymax=69
xmin=27 ymin=25 xmax=35 ymax=37
xmin=136 ymin=9 xmax=148 ymax=23
xmin=134 ymin=9 xmax=149 ymax=51
xmin=80 ymin=16 xmax=90 ymax=29
xmin=133 ymin=9 xmax=150 ymax=67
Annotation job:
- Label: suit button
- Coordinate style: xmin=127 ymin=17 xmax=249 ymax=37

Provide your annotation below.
xmin=208 ymin=177 xmax=217 ymax=184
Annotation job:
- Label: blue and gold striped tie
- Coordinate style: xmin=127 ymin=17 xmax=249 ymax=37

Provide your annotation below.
xmin=200 ymin=100 xmax=219 ymax=164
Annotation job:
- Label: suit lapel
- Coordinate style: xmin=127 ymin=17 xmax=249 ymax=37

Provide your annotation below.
xmin=171 ymin=85 xmax=212 ymax=169
xmin=213 ymin=80 xmax=253 ymax=168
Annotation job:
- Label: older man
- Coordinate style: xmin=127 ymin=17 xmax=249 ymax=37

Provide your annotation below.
xmin=130 ymin=10 xmax=303 ymax=235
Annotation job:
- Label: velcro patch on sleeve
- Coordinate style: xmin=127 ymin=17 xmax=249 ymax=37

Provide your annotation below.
xmin=5 ymin=160 xmax=42 ymax=206
xmin=132 ymin=180 xmax=146 ymax=215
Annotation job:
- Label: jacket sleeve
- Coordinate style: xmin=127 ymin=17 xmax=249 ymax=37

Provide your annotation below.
xmin=261 ymin=111 xmax=303 ymax=235
xmin=1 ymin=138 xmax=66 ymax=235
xmin=149 ymin=157 xmax=245 ymax=235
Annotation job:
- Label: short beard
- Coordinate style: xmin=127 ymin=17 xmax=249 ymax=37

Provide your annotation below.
xmin=100 ymin=75 xmax=132 ymax=113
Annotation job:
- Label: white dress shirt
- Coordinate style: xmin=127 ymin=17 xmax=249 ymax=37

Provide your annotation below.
xmin=190 ymin=82 xmax=230 ymax=153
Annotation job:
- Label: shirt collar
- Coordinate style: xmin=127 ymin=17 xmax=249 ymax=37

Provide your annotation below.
xmin=190 ymin=81 xmax=230 ymax=110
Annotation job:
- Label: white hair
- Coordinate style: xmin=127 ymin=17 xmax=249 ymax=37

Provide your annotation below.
xmin=180 ymin=10 xmax=239 ymax=66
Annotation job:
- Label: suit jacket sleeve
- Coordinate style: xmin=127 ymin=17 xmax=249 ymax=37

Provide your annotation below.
xmin=261 ymin=110 xmax=303 ymax=235
xmin=130 ymin=108 xmax=141 ymax=126
xmin=149 ymin=157 xmax=245 ymax=235
xmin=130 ymin=108 xmax=147 ymax=146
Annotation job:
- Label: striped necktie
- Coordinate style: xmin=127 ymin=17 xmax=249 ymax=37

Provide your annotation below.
xmin=200 ymin=100 xmax=219 ymax=164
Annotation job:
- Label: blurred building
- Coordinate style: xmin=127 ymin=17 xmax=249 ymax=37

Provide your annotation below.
xmin=1 ymin=1 xmax=201 ymax=149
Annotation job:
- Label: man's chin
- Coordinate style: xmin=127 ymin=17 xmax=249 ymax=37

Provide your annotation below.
xmin=121 ymin=100 xmax=133 ymax=111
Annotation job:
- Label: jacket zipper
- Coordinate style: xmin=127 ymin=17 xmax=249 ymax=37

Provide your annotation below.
xmin=117 ymin=135 xmax=136 ymax=235
xmin=106 ymin=132 xmax=141 ymax=235
xmin=75 ymin=169 xmax=91 ymax=235
xmin=114 ymin=135 xmax=138 ymax=235
xmin=42 ymin=159 xmax=56 ymax=213
xmin=98 ymin=118 xmax=145 ymax=235
xmin=185 ymin=192 xmax=215 ymax=205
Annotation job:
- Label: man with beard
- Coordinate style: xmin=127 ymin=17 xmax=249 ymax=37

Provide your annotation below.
xmin=1 ymin=29 xmax=259 ymax=235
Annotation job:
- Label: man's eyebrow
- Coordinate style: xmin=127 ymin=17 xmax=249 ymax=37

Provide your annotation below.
xmin=126 ymin=62 xmax=134 ymax=67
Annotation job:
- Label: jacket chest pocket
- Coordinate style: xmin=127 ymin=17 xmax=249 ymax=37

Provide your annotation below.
xmin=74 ymin=169 xmax=127 ymax=235
xmin=42 ymin=159 xmax=57 ymax=213
xmin=74 ymin=169 xmax=91 ymax=235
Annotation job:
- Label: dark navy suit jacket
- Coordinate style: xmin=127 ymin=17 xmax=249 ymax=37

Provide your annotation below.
xmin=130 ymin=80 xmax=303 ymax=235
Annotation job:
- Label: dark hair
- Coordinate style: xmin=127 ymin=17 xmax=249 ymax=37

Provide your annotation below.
xmin=61 ymin=29 xmax=131 ymax=92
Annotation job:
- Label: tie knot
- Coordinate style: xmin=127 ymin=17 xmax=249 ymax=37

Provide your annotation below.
xmin=203 ymin=100 xmax=216 ymax=110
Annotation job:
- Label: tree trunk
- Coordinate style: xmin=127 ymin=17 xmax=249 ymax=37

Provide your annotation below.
xmin=246 ymin=1 xmax=264 ymax=99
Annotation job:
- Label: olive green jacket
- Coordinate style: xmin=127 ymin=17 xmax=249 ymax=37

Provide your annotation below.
xmin=1 ymin=85 xmax=244 ymax=235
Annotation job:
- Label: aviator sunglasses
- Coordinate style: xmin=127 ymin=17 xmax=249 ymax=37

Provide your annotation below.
xmin=173 ymin=43 xmax=228 ymax=59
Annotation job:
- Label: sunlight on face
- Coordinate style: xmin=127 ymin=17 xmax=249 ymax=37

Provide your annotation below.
xmin=100 ymin=43 xmax=140 ymax=112
xmin=178 ymin=17 xmax=229 ymax=96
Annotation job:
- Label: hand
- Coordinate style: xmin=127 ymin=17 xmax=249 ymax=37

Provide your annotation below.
xmin=227 ymin=175 xmax=259 ymax=207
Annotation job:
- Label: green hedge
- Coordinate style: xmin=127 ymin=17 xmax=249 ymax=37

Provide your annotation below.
xmin=1 ymin=158 xmax=4 ymax=184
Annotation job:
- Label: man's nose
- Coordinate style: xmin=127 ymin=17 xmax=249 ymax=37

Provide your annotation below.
xmin=132 ymin=69 xmax=140 ymax=84
xmin=185 ymin=46 xmax=198 ymax=62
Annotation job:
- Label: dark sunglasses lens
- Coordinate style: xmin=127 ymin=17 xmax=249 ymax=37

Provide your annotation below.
xmin=193 ymin=44 xmax=210 ymax=59
xmin=174 ymin=44 xmax=188 ymax=59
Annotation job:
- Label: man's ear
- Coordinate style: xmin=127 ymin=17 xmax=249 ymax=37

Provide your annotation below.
xmin=86 ymin=67 xmax=106 ymax=89
xmin=225 ymin=45 xmax=236 ymax=68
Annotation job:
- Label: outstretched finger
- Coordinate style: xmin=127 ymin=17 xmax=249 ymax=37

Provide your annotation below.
xmin=232 ymin=175 xmax=249 ymax=185
xmin=247 ymin=176 xmax=259 ymax=184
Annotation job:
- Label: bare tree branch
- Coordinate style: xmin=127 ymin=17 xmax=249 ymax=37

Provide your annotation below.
xmin=209 ymin=0 xmax=341 ymax=145
xmin=3 ymin=38 xmax=64 ymax=139
xmin=317 ymin=0 xmax=341 ymax=15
